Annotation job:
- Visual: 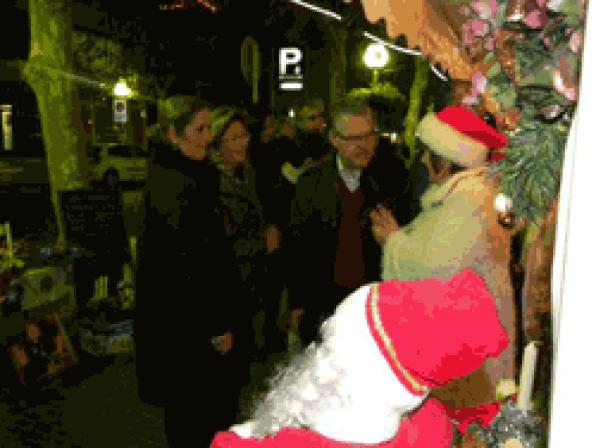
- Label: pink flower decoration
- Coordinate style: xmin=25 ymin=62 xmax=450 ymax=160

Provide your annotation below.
xmin=471 ymin=71 xmax=488 ymax=95
xmin=485 ymin=36 xmax=496 ymax=51
xmin=490 ymin=0 xmax=498 ymax=15
xmin=569 ymin=30 xmax=583 ymax=53
xmin=553 ymin=70 xmax=578 ymax=101
xmin=471 ymin=0 xmax=494 ymax=20
xmin=543 ymin=36 xmax=553 ymax=49
xmin=462 ymin=23 xmax=476 ymax=45
xmin=461 ymin=71 xmax=488 ymax=106
xmin=524 ymin=9 xmax=549 ymax=29
xmin=470 ymin=19 xmax=489 ymax=36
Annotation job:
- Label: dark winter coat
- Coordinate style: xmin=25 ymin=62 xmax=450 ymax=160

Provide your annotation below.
xmin=210 ymin=152 xmax=268 ymax=305
xmin=287 ymin=155 xmax=396 ymax=313
xmin=134 ymin=140 xmax=242 ymax=406
xmin=251 ymin=137 xmax=301 ymax=231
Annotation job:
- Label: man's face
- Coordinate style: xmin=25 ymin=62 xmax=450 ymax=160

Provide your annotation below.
xmin=331 ymin=109 xmax=377 ymax=169
xmin=303 ymin=107 xmax=326 ymax=133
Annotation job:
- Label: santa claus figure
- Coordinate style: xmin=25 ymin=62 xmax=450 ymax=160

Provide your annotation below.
xmin=210 ymin=269 xmax=509 ymax=447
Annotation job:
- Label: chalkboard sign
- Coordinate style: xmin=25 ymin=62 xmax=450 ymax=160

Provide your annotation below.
xmin=59 ymin=189 xmax=127 ymax=254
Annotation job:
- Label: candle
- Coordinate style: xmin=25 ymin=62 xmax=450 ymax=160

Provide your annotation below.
xmin=517 ymin=341 xmax=539 ymax=411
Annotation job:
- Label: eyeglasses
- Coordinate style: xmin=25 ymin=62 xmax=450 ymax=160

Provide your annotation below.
xmin=336 ymin=131 xmax=378 ymax=145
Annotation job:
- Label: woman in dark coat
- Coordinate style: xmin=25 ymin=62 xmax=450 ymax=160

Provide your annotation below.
xmin=209 ymin=107 xmax=282 ymax=361
xmin=134 ymin=95 xmax=243 ymax=447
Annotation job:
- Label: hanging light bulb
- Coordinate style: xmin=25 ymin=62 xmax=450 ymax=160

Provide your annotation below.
xmin=364 ymin=43 xmax=389 ymax=69
xmin=495 ymin=193 xmax=516 ymax=229
xmin=494 ymin=193 xmax=513 ymax=213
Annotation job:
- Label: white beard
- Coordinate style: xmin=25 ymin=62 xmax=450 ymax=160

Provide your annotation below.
xmin=232 ymin=285 xmax=426 ymax=444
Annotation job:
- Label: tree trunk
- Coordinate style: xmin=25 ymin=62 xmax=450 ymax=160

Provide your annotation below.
xmin=327 ymin=24 xmax=347 ymax=115
xmin=23 ymin=0 xmax=87 ymax=246
xmin=403 ymin=58 xmax=429 ymax=169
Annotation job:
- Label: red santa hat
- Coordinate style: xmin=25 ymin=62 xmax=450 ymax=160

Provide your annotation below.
xmin=416 ymin=106 xmax=508 ymax=168
xmin=365 ymin=269 xmax=509 ymax=396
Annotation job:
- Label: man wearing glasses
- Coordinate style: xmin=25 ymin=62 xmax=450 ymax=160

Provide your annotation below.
xmin=288 ymin=96 xmax=396 ymax=346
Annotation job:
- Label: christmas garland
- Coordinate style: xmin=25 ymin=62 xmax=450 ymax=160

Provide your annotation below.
xmin=492 ymin=109 xmax=569 ymax=222
xmin=455 ymin=0 xmax=585 ymax=222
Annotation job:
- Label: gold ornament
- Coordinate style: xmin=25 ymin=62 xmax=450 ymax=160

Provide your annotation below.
xmin=496 ymin=378 xmax=518 ymax=401
xmin=498 ymin=212 xmax=516 ymax=229
xmin=501 ymin=108 xmax=522 ymax=132
xmin=502 ymin=437 xmax=524 ymax=448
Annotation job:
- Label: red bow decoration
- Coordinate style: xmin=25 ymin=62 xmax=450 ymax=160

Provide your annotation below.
xmin=444 ymin=401 xmax=503 ymax=434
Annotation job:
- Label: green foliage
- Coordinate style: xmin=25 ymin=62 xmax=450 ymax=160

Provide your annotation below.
xmin=491 ymin=109 xmax=570 ymax=223
xmin=348 ymin=82 xmax=407 ymax=133
xmin=483 ymin=4 xmax=584 ymax=222
xmin=403 ymin=58 xmax=429 ymax=167
xmin=348 ymin=82 xmax=405 ymax=102
xmin=72 ymin=31 xmax=141 ymax=90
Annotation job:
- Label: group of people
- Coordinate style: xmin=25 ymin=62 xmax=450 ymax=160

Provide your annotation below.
xmin=133 ymin=91 xmax=519 ymax=447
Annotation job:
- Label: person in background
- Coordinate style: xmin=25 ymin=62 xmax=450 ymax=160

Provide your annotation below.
xmin=134 ymin=95 xmax=242 ymax=447
xmin=209 ymin=107 xmax=282 ymax=363
xmin=295 ymin=97 xmax=331 ymax=164
xmin=371 ymin=105 xmax=517 ymax=408
xmin=288 ymin=96 xmax=398 ymax=346
xmin=251 ymin=115 xmax=304 ymax=348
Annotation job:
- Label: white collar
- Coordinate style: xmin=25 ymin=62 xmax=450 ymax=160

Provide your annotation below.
xmin=336 ymin=155 xmax=362 ymax=192
xmin=336 ymin=154 xmax=362 ymax=176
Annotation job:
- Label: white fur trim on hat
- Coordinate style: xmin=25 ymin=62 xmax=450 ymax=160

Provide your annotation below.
xmin=416 ymin=112 xmax=488 ymax=168
xmin=327 ymin=285 xmax=425 ymax=411
xmin=230 ymin=421 xmax=256 ymax=438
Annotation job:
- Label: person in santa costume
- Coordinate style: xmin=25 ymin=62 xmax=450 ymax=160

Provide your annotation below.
xmin=370 ymin=105 xmax=517 ymax=409
xmin=210 ymin=268 xmax=508 ymax=448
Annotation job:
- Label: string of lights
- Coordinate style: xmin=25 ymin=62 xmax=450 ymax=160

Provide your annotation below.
xmin=288 ymin=1 xmax=448 ymax=81
xmin=288 ymin=0 xmax=343 ymax=21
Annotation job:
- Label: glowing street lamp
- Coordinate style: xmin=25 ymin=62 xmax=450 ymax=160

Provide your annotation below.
xmin=112 ymin=79 xmax=133 ymax=124
xmin=363 ymin=42 xmax=389 ymax=85
xmin=113 ymin=80 xmax=132 ymax=98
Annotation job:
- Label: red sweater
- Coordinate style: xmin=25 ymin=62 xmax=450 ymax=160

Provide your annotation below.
xmin=333 ymin=176 xmax=366 ymax=289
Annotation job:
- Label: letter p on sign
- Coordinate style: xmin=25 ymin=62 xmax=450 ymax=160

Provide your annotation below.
xmin=279 ymin=48 xmax=302 ymax=76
